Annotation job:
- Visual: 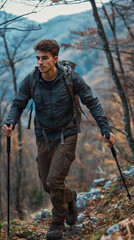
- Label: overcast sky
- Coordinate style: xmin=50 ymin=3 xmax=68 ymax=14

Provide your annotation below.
xmin=3 ymin=1 xmax=91 ymax=23
xmin=3 ymin=1 xmax=108 ymax=23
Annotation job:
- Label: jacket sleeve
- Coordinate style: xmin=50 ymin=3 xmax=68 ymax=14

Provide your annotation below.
xmin=5 ymin=74 xmax=31 ymax=128
xmin=72 ymin=71 xmax=111 ymax=136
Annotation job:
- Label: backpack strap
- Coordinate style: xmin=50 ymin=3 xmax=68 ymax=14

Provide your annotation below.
xmin=28 ymin=68 xmax=37 ymax=99
xmin=27 ymin=68 xmax=37 ymax=129
xmin=64 ymin=66 xmax=81 ymax=133
xmin=63 ymin=66 xmax=94 ymax=128
xmin=27 ymin=102 xmax=33 ymax=129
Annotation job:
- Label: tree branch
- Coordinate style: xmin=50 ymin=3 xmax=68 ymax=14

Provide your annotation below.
xmin=0 ymin=26 xmax=41 ymax=31
xmin=0 ymin=11 xmax=36 ymax=27
xmin=0 ymin=0 xmax=8 ymax=10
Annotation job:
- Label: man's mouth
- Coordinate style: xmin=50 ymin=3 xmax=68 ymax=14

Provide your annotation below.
xmin=39 ymin=66 xmax=45 ymax=70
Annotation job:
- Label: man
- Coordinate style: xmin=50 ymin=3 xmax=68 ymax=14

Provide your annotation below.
xmin=2 ymin=39 xmax=115 ymax=240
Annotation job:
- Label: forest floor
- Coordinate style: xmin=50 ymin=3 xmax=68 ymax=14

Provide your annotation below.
xmin=0 ymin=177 xmax=134 ymax=240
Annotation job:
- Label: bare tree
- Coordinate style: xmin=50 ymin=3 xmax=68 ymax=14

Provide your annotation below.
xmin=0 ymin=14 xmax=41 ymax=217
xmin=0 ymin=0 xmax=41 ymax=31
xmin=100 ymin=0 xmax=134 ymax=126
xmin=89 ymin=0 xmax=134 ymax=160
xmin=53 ymin=0 xmax=134 ymax=160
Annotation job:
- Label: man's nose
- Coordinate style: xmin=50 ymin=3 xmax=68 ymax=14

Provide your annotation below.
xmin=39 ymin=58 xmax=43 ymax=64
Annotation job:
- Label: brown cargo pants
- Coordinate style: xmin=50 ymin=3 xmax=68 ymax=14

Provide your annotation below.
xmin=36 ymin=134 xmax=77 ymax=223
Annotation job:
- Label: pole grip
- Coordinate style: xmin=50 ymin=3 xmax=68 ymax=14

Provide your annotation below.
xmin=105 ymin=132 xmax=116 ymax=157
xmin=7 ymin=124 xmax=11 ymax=154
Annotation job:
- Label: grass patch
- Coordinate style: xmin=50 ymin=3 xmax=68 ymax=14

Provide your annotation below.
xmin=106 ymin=182 xmax=119 ymax=200
xmin=85 ymin=232 xmax=101 ymax=240
xmin=21 ymin=229 xmax=34 ymax=238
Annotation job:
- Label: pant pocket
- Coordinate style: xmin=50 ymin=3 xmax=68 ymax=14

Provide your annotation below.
xmin=60 ymin=151 xmax=75 ymax=178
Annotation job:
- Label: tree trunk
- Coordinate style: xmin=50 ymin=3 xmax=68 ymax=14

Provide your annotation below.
xmin=102 ymin=2 xmax=134 ymax=128
xmin=90 ymin=0 xmax=134 ymax=160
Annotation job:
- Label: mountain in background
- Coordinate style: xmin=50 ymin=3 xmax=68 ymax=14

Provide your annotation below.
xmin=1 ymin=8 xmax=116 ymax=99
xmin=1 ymin=4 xmax=131 ymax=98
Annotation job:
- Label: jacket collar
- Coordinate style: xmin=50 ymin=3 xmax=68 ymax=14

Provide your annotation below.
xmin=56 ymin=61 xmax=66 ymax=73
xmin=33 ymin=63 xmax=65 ymax=84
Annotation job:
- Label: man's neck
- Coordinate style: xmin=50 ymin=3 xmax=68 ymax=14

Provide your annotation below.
xmin=41 ymin=67 xmax=58 ymax=81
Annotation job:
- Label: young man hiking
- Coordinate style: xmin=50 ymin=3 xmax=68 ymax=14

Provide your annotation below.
xmin=2 ymin=39 xmax=115 ymax=240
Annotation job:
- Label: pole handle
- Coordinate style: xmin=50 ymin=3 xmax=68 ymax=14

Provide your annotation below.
xmin=105 ymin=132 xmax=116 ymax=157
xmin=7 ymin=124 xmax=11 ymax=154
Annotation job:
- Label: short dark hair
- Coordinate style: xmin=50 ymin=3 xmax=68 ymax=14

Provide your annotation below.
xmin=34 ymin=39 xmax=60 ymax=57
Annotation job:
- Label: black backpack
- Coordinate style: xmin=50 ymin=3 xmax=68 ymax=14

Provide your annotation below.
xmin=27 ymin=60 xmax=89 ymax=132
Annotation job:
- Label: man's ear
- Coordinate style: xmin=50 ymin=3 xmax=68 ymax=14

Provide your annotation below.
xmin=54 ymin=56 xmax=58 ymax=63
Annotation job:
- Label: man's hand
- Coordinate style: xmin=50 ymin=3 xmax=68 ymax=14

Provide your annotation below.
xmin=2 ymin=124 xmax=13 ymax=137
xmin=103 ymin=132 xmax=115 ymax=148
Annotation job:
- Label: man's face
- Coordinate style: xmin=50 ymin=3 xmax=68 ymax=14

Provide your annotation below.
xmin=36 ymin=50 xmax=58 ymax=73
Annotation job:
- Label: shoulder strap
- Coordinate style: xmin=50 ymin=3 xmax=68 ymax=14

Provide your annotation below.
xmin=28 ymin=68 xmax=37 ymax=99
xmin=64 ymin=66 xmax=94 ymax=128
xmin=27 ymin=68 xmax=37 ymax=129
xmin=63 ymin=66 xmax=81 ymax=133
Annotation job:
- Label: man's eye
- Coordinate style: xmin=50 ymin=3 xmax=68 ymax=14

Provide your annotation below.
xmin=36 ymin=56 xmax=48 ymax=60
xmin=42 ymin=57 xmax=48 ymax=60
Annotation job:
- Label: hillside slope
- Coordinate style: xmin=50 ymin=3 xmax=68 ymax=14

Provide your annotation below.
xmin=0 ymin=166 xmax=134 ymax=239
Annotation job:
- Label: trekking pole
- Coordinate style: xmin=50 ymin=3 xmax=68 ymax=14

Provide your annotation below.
xmin=7 ymin=124 xmax=11 ymax=237
xmin=105 ymin=132 xmax=131 ymax=201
